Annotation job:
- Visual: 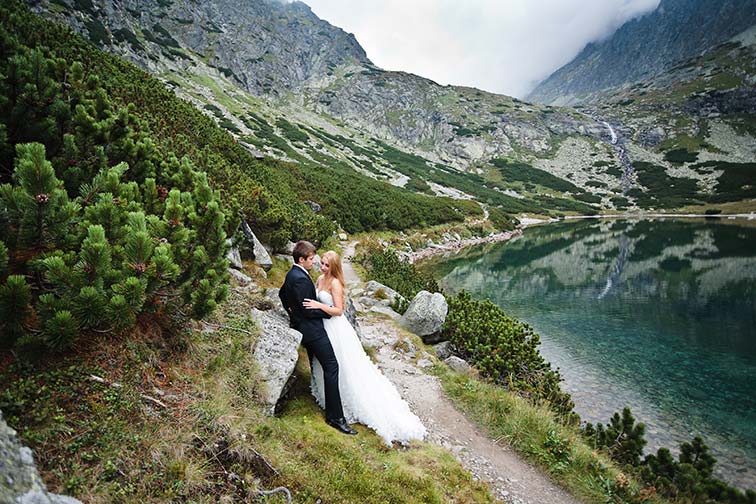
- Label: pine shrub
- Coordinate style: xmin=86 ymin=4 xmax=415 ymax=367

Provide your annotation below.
xmin=0 ymin=26 xmax=229 ymax=351
xmin=441 ymin=291 xmax=576 ymax=420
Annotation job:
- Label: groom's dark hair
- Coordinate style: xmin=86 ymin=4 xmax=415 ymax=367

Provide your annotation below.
xmin=293 ymin=240 xmax=316 ymax=264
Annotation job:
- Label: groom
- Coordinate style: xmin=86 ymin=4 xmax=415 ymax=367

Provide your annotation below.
xmin=278 ymin=240 xmax=357 ymax=435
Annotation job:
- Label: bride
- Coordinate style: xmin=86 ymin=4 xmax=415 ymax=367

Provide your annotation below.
xmin=303 ymin=250 xmax=427 ymax=445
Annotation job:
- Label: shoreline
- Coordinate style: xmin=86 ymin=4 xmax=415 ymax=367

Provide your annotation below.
xmin=407 ymin=211 xmax=755 ymax=264
xmin=408 ymin=228 xmax=522 ymax=263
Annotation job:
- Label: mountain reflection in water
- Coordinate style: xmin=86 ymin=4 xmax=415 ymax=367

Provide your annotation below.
xmin=430 ymin=218 xmax=756 ymax=489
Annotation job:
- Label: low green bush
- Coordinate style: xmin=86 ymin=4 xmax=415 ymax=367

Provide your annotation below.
xmin=440 ymin=291 xmax=575 ymax=420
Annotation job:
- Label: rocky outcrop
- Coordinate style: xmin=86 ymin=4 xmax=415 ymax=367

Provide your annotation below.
xmin=249 ymin=308 xmax=302 ymax=416
xmin=228 ymin=268 xmax=252 ymax=286
xmin=226 ymin=239 xmax=242 ymax=269
xmin=0 ymin=410 xmax=82 ymax=504
xmin=364 ymin=280 xmax=403 ymax=306
xmin=239 ymin=220 xmax=273 ymax=270
xmin=399 ymin=291 xmax=448 ymax=344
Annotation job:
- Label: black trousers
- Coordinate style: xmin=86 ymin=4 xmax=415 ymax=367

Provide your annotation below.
xmin=304 ymin=335 xmax=344 ymax=421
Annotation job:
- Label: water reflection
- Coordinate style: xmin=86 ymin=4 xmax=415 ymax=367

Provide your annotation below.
xmin=431 ymin=218 xmax=756 ymax=489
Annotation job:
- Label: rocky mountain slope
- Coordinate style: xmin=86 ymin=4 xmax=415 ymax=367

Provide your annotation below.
xmin=528 ymin=0 xmax=756 ymax=106
xmin=27 ymin=0 xmax=756 ymax=215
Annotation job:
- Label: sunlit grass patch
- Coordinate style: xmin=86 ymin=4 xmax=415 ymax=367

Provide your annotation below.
xmin=255 ymin=394 xmax=494 ymax=503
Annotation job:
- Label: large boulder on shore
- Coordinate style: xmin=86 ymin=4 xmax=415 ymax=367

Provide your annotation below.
xmin=250 ymin=308 xmax=302 ymax=415
xmin=399 ymin=291 xmax=448 ymax=344
xmin=0 ymin=410 xmax=82 ymax=504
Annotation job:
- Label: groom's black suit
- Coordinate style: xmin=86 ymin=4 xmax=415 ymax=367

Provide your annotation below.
xmin=279 ymin=264 xmax=344 ymax=421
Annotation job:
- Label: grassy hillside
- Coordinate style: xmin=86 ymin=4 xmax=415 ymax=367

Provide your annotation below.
xmin=0 ymin=285 xmax=495 ymax=503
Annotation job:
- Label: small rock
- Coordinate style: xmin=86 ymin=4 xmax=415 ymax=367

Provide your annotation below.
xmin=444 ymin=356 xmax=471 ymax=373
xmin=305 ymin=200 xmax=321 ymax=213
xmin=369 ymin=305 xmax=401 ymax=320
xmin=338 ymin=233 xmax=347 ymax=241
xmin=433 ymin=341 xmax=453 ymax=360
xmin=417 ymin=359 xmax=433 ymax=368
xmin=228 ymin=268 xmax=252 ymax=286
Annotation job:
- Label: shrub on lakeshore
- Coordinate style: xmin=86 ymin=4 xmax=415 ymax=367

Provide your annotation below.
xmin=584 ymin=408 xmax=756 ymax=503
xmin=440 ymin=291 xmax=576 ymax=420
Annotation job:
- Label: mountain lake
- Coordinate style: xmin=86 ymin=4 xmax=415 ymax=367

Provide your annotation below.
xmin=426 ymin=217 xmax=756 ymax=489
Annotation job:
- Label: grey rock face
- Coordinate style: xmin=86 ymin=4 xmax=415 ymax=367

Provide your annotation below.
xmin=263 ymin=288 xmax=289 ymax=320
xmin=369 ymin=305 xmax=401 ymax=320
xmin=399 ymin=291 xmax=448 ymax=344
xmin=1 ymin=410 xmax=83 ymax=504
xmin=225 ymin=239 xmax=243 ymax=269
xmin=304 ymin=200 xmax=321 ymax=213
xmin=249 ymin=308 xmax=303 ymax=415
xmin=239 ymin=220 xmax=273 ymax=270
xmin=433 ymin=341 xmax=453 ymax=360
xmin=444 ymin=356 xmax=471 ymax=374
xmin=227 ymin=268 xmax=252 ymax=286
xmin=365 ymin=280 xmax=403 ymax=305
xmin=343 ymin=296 xmax=363 ymax=342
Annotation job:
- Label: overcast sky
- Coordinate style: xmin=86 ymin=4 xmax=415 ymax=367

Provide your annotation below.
xmin=302 ymin=0 xmax=661 ymax=98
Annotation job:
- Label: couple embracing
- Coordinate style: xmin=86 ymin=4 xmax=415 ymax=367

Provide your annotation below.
xmin=278 ymin=241 xmax=426 ymax=444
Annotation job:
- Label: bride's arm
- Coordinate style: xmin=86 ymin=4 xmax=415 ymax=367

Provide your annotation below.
xmin=302 ymin=279 xmax=345 ymax=316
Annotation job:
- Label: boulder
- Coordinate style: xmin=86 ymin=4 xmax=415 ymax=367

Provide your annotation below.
xmin=399 ymin=291 xmax=448 ymax=343
xmin=275 ymin=254 xmax=294 ymax=265
xmin=226 ymin=239 xmax=243 ymax=269
xmin=338 ymin=233 xmax=347 ymax=241
xmin=369 ymin=305 xmax=401 ymax=320
xmin=239 ymin=220 xmax=273 ymax=270
xmin=228 ymin=268 xmax=252 ymax=286
xmin=0 ymin=410 xmax=82 ymax=504
xmin=263 ymin=288 xmax=289 ymax=320
xmin=343 ymin=296 xmax=363 ymax=341
xmin=305 ymin=200 xmax=321 ymax=213
xmin=433 ymin=341 xmax=453 ymax=360
xmin=444 ymin=356 xmax=471 ymax=374
xmin=365 ymin=280 xmax=402 ymax=305
xmin=250 ymin=308 xmax=303 ymax=416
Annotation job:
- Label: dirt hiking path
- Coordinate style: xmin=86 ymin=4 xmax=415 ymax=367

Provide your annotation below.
xmin=339 ymin=241 xmax=581 ymax=504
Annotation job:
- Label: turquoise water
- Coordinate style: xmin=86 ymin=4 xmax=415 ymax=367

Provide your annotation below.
xmin=432 ymin=218 xmax=756 ymax=489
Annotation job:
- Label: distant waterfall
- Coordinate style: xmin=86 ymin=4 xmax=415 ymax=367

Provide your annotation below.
xmin=591 ymin=114 xmax=634 ymax=193
xmin=602 ymin=121 xmax=618 ymax=144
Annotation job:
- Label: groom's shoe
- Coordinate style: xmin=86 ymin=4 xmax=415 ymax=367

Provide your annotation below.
xmin=327 ymin=418 xmax=357 ymax=435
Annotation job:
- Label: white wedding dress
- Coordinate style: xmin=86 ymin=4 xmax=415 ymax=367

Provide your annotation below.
xmin=311 ymin=290 xmax=426 ymax=445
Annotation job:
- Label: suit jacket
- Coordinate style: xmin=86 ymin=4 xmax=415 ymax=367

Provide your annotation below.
xmin=279 ymin=265 xmax=331 ymax=344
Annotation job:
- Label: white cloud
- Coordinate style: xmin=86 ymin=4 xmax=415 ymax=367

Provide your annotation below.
xmin=302 ymin=0 xmax=661 ymax=97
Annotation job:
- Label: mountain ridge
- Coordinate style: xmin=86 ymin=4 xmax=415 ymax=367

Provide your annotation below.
xmin=528 ymin=0 xmax=756 ymax=105
xmin=28 ymin=0 xmax=756 ymax=216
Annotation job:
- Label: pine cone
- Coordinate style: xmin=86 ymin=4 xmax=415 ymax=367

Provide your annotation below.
xmin=36 ymin=193 xmax=49 ymax=204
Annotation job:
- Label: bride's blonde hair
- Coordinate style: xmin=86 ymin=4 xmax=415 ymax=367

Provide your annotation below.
xmin=322 ymin=250 xmax=346 ymax=304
